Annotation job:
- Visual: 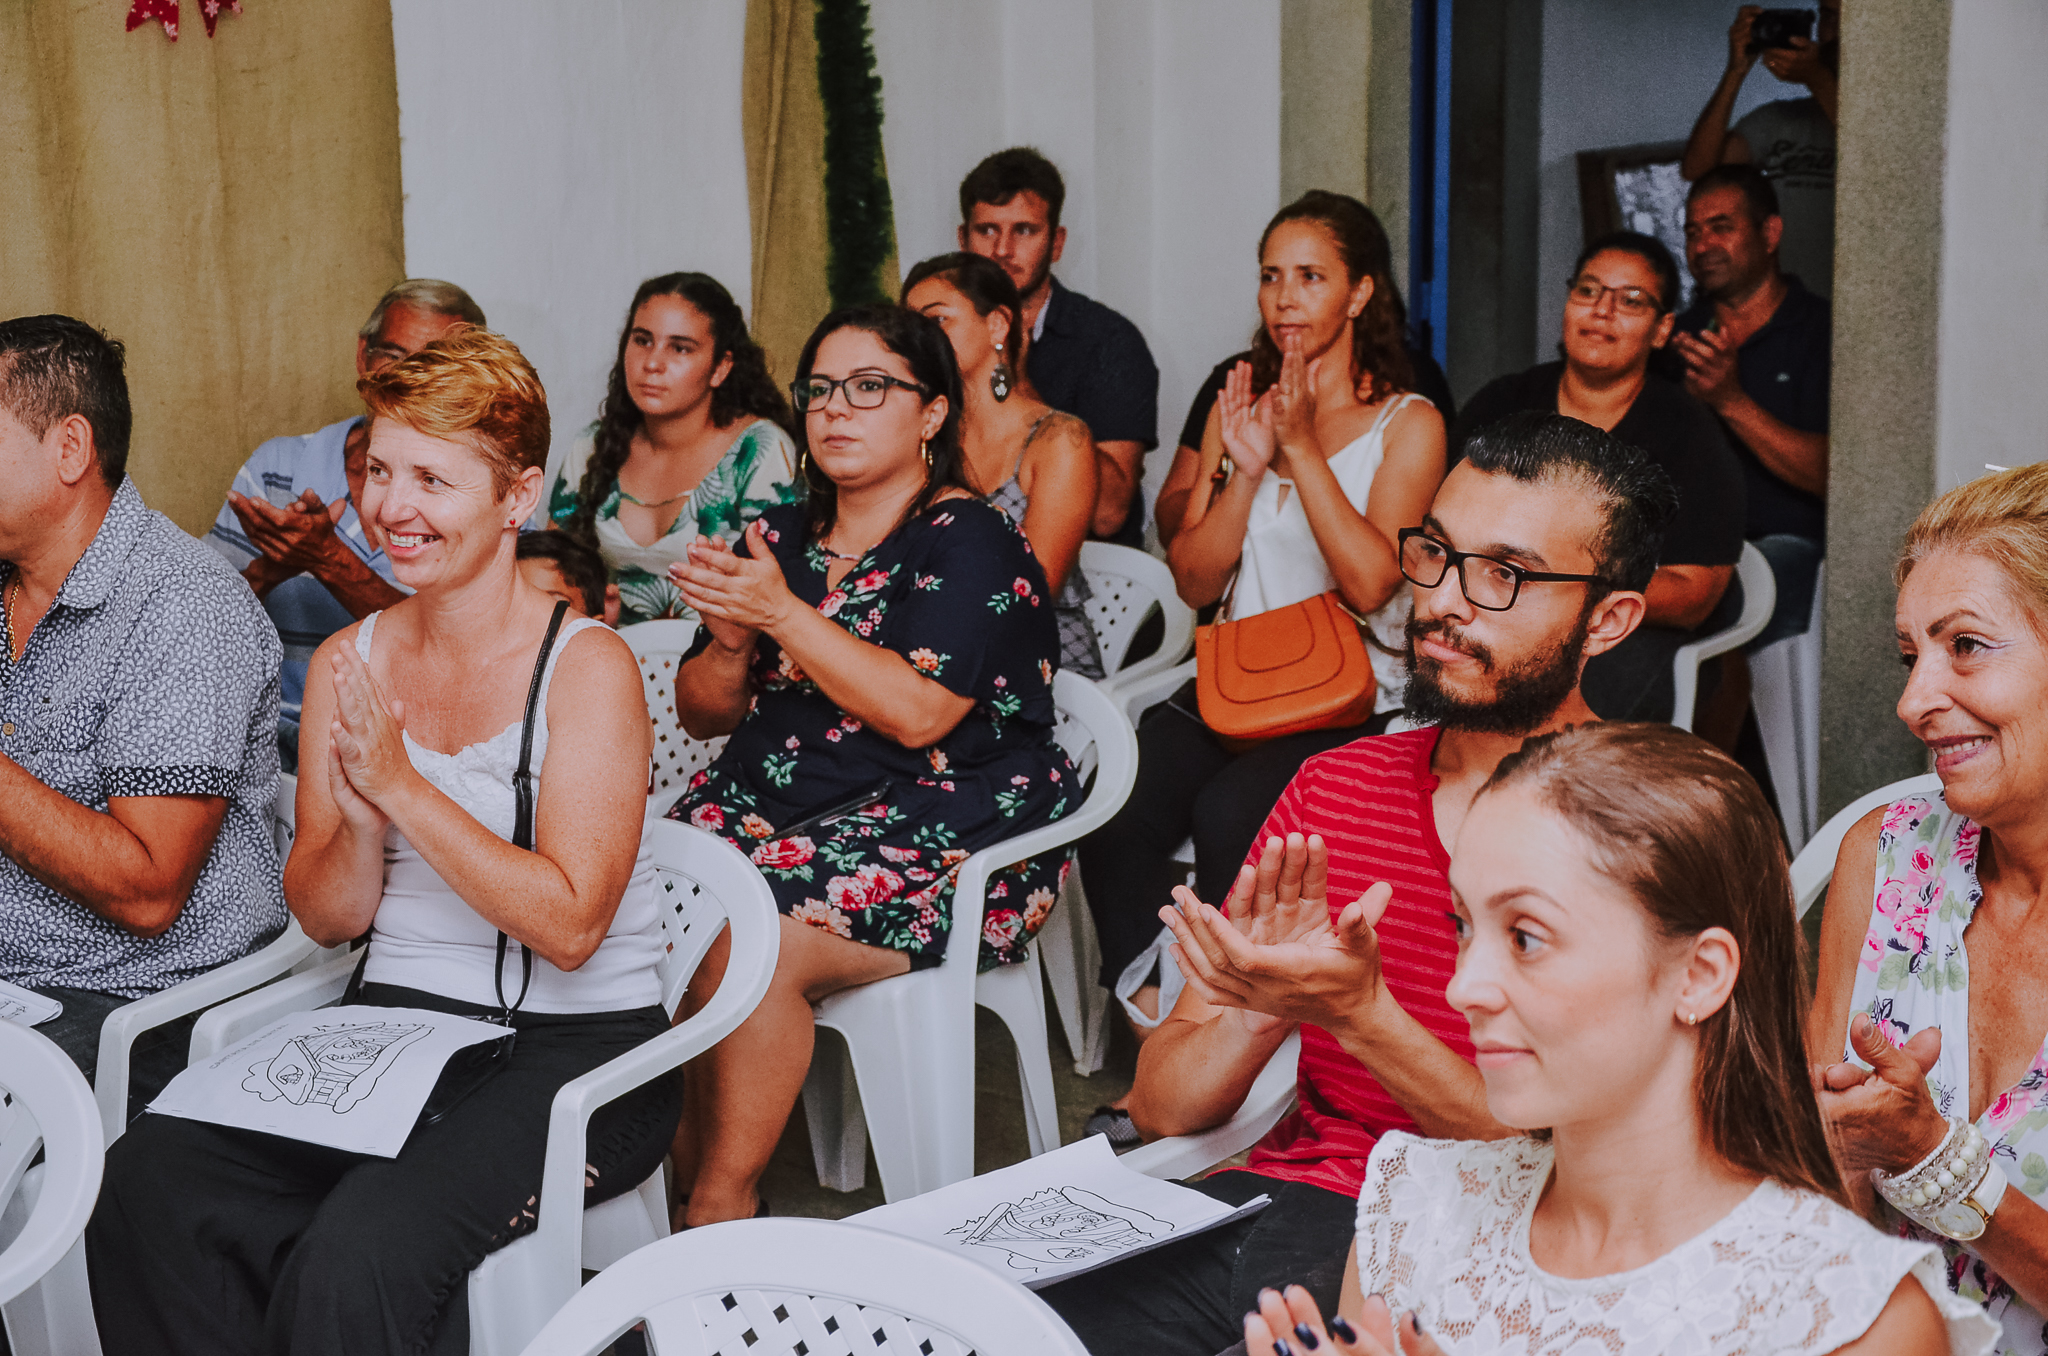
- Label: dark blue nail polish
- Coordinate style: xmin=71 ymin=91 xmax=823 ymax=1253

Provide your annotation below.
xmin=1295 ymin=1322 xmax=1321 ymax=1349
xmin=1329 ymin=1316 xmax=1358 ymax=1344
xmin=1273 ymin=1342 xmax=1294 ymax=1356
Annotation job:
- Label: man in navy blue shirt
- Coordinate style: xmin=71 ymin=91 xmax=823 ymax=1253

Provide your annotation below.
xmin=1671 ymin=164 xmax=1830 ymax=644
xmin=959 ymin=148 xmax=1159 ymax=546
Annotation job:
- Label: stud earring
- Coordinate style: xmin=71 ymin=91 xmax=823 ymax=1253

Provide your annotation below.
xmin=1685 ymin=1012 xmax=1698 ymax=1026
xmin=991 ymin=339 xmax=1013 ymax=402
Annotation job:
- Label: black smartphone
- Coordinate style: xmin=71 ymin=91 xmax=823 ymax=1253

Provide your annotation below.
xmin=1749 ymin=8 xmax=1815 ymax=53
xmin=772 ymin=779 xmax=893 ymax=844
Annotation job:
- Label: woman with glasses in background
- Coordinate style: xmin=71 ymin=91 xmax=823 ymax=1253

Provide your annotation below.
xmin=659 ymin=305 xmax=1075 ymax=1228
xmin=1450 ymin=231 xmax=1745 ymax=724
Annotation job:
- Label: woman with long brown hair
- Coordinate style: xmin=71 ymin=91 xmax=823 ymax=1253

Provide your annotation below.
xmin=1237 ymin=723 xmax=1991 ymax=1355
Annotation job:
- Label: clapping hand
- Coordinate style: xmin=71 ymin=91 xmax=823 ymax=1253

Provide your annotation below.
xmin=1671 ymin=326 xmax=1741 ymax=412
xmin=326 ymin=641 xmax=410 ymax=832
xmin=1217 ymin=359 xmax=1279 ymax=483
xmin=229 ymin=488 xmax=351 ymax=574
xmin=1812 ymin=1012 xmax=1949 ymax=1176
xmin=1245 ymin=1285 xmax=1446 ymax=1356
xmin=667 ymin=521 xmax=793 ymax=648
xmin=1158 ymin=832 xmax=1395 ymax=1036
xmin=1269 ymin=333 xmax=1324 ymax=465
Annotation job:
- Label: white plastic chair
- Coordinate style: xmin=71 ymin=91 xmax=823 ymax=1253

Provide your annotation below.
xmin=1791 ymin=772 xmax=1943 ymax=920
xmin=1754 ymin=561 xmax=1827 ymax=851
xmin=0 ymin=1024 xmax=105 ymax=1356
xmin=1118 ymin=1030 xmax=1302 ymax=1183
xmin=179 ymin=822 xmax=781 ymax=1356
xmin=618 ymin=619 xmax=727 ymax=819
xmin=515 ymin=1217 xmax=1089 ymax=1356
xmin=801 ymin=672 xmax=1139 ymax=1201
xmin=1670 ymin=542 xmax=1775 ymax=732
xmin=1079 ymin=542 xmax=1197 ymax=718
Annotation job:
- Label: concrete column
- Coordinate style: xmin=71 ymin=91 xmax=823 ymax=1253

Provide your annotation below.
xmin=1817 ymin=0 xmax=1949 ymax=816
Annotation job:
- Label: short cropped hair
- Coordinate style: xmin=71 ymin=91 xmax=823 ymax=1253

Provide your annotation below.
xmin=516 ymin=529 xmax=608 ymax=618
xmin=1898 ymin=463 xmax=2048 ymax=635
xmin=1573 ymin=230 xmax=1682 ymax=316
xmin=1687 ymin=164 xmax=1781 ymax=227
xmin=357 ymin=328 xmax=549 ymax=500
xmin=0 ymin=315 xmax=133 ymax=487
xmin=958 ymin=147 xmax=1066 ymax=232
xmin=358 ymin=279 xmax=488 ymax=343
xmin=1461 ymin=410 xmax=1678 ymax=592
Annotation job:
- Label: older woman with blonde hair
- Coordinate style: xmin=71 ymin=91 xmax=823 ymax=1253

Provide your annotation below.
xmin=1807 ymin=462 xmax=2048 ymax=1354
xmin=87 ymin=330 xmax=677 ymax=1356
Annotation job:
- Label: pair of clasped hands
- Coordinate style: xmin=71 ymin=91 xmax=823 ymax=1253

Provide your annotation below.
xmin=1159 ymin=834 xmax=1446 ymax=1356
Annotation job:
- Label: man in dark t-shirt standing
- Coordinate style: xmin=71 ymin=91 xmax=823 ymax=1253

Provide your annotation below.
xmin=959 ymin=148 xmax=1159 ymax=547
xmin=1671 ymin=164 xmax=1831 ymax=647
xmin=1453 ymin=232 xmax=1744 ymax=722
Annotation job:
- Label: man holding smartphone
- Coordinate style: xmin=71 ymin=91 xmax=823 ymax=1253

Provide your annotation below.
xmin=1680 ymin=2 xmax=1840 ymax=298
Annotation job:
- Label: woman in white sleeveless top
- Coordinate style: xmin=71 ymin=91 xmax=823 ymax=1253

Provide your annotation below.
xmin=1241 ymin=724 xmax=1993 ymax=1356
xmin=1075 ymin=194 xmax=1446 ymax=1087
xmin=89 ymin=331 xmax=675 ymax=1356
xmin=1809 ymin=465 xmax=2048 ymax=1356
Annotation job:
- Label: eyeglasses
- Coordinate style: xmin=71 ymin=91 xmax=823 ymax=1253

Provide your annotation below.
xmin=791 ymin=372 xmax=931 ymax=413
xmin=1398 ymin=529 xmax=1610 ymax=612
xmin=1565 ymin=277 xmax=1663 ymax=318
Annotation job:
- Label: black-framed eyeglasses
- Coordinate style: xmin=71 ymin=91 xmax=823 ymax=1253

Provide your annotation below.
xmin=1398 ymin=528 xmax=1610 ymax=612
xmin=1564 ymin=276 xmax=1663 ymax=318
xmin=792 ymin=372 xmax=931 ymax=413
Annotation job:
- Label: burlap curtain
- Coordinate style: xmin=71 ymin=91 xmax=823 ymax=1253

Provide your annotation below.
xmin=743 ymin=0 xmax=834 ymax=385
xmin=1 ymin=0 xmax=405 ymax=535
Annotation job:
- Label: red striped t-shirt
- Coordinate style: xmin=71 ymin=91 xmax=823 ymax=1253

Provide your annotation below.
xmin=1237 ymin=726 xmax=1471 ymax=1199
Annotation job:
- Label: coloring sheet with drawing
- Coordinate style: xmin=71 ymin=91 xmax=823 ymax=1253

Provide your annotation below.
xmin=850 ymin=1137 xmax=1270 ymax=1288
xmin=148 ymin=1007 xmax=509 ymax=1156
xmin=0 ymin=979 xmax=61 ymax=1028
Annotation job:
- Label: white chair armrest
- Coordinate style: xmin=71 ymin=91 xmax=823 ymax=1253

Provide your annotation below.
xmin=1121 ymin=1031 xmax=1300 ymax=1181
xmin=1103 ymin=656 xmax=1195 ymax=729
xmin=94 ymin=923 xmax=320 ymax=1143
xmin=187 ymin=951 xmax=359 ymax=1060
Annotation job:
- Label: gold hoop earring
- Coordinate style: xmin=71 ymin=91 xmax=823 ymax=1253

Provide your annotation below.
xmin=920 ymin=439 xmax=933 ymax=472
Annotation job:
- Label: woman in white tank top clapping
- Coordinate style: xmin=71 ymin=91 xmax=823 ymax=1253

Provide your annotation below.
xmin=89 ymin=330 xmax=678 ymax=1356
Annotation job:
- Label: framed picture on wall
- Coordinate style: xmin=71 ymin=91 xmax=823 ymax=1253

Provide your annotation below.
xmin=1576 ymin=141 xmax=1693 ymax=311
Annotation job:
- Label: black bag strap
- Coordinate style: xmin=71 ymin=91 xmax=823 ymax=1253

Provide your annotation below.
xmin=494 ymin=599 xmax=571 ymax=1023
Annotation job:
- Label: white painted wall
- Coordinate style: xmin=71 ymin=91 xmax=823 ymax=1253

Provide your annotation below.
xmin=391 ymin=1 xmax=753 ymax=473
xmin=871 ymin=0 xmax=1283 ymax=532
xmin=1535 ymin=0 xmax=1789 ymax=353
xmin=1934 ymin=1 xmax=2048 ymax=490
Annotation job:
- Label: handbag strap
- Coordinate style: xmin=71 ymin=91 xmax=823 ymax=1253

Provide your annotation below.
xmin=495 ymin=599 xmax=571 ymax=1023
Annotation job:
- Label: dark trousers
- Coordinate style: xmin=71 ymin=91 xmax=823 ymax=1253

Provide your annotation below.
xmin=1075 ymin=691 xmax=1384 ymax=990
xmin=1038 ymin=1170 xmax=1356 ymax=1356
xmin=31 ymin=984 xmax=196 ymax=1124
xmin=86 ymin=983 xmax=681 ymax=1356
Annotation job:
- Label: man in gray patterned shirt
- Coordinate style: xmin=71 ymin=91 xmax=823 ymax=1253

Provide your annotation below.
xmin=0 ymin=315 xmax=286 ymax=1105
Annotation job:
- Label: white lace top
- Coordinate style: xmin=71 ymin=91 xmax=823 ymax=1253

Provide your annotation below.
xmin=354 ymin=612 xmax=664 ymax=1013
xmin=1355 ymin=1133 xmax=1997 ymax=1356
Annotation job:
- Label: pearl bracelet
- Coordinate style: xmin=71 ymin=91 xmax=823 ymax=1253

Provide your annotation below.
xmin=1873 ymin=1117 xmax=2008 ymax=1242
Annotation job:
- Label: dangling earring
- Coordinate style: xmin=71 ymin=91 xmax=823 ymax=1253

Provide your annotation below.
xmin=920 ymin=439 xmax=933 ymax=473
xmin=798 ymin=448 xmax=816 ymax=486
xmin=991 ymin=340 xmax=1013 ymax=402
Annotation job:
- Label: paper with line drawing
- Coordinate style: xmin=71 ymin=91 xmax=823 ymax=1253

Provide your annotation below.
xmin=850 ymin=1136 xmax=1269 ymax=1288
xmin=148 ymin=1007 xmax=507 ymax=1156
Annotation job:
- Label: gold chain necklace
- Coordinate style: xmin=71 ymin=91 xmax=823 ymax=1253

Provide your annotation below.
xmin=3 ymin=575 xmax=18 ymax=665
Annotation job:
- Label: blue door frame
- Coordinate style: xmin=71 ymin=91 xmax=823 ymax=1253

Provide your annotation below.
xmin=1410 ymin=0 xmax=1452 ymax=368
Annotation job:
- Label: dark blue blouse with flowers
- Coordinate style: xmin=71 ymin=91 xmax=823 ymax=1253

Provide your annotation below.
xmin=669 ymin=498 xmax=1076 ymax=970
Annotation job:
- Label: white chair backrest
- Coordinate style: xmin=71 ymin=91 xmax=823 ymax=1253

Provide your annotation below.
xmin=1790 ymin=772 xmax=1943 ymax=919
xmin=648 ymin=819 xmax=780 ymax=1017
xmin=1078 ymin=542 xmax=1195 ymax=680
xmin=0 ymin=1024 xmax=102 ymax=1307
xmin=516 ymin=1218 xmax=1089 ymax=1356
xmin=619 ymin=619 xmax=728 ymax=814
xmin=270 ymin=771 xmax=298 ymax=863
xmin=1670 ymin=542 xmax=1777 ymax=732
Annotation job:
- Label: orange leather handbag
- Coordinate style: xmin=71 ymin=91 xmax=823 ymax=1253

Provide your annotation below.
xmin=1195 ymin=589 xmax=1377 ymax=744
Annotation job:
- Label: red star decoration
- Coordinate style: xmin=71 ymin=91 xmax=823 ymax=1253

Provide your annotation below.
xmin=125 ymin=0 xmax=179 ymax=40
xmin=198 ymin=0 xmax=241 ymax=37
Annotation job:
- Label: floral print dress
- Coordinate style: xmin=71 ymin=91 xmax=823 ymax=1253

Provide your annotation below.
xmin=667 ymin=499 xmax=1076 ymax=970
xmin=547 ymin=419 xmax=802 ymax=625
xmin=1845 ymin=789 xmax=2048 ymax=1355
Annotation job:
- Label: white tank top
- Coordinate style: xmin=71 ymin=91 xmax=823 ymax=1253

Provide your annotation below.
xmin=354 ymin=612 xmax=664 ymax=1013
xmin=1231 ymin=391 xmax=1430 ymax=713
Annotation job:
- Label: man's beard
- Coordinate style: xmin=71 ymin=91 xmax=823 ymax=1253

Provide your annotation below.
xmin=1401 ymin=609 xmax=1590 ymax=735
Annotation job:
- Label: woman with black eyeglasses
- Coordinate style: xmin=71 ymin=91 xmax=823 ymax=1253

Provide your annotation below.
xmin=1450 ymin=230 xmax=1745 ymax=723
xmin=658 ymin=305 xmax=1075 ymax=1228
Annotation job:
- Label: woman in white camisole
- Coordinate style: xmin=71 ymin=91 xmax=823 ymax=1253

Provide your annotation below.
xmin=1075 ymin=193 xmax=1446 ymax=1067
xmin=90 ymin=330 xmax=676 ymax=1356
xmin=1233 ymin=724 xmax=1993 ymax=1356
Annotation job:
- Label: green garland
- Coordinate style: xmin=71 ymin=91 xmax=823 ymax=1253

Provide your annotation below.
xmin=813 ymin=0 xmax=897 ymax=308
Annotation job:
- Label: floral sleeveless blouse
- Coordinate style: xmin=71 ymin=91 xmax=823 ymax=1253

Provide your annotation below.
xmin=1846 ymin=789 xmax=2048 ymax=1354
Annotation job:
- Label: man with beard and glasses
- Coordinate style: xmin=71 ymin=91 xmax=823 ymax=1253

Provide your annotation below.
xmin=1037 ymin=411 xmax=1674 ymax=1356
